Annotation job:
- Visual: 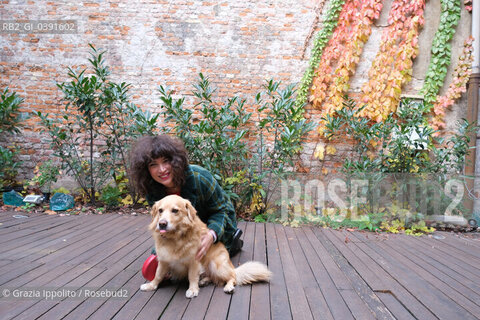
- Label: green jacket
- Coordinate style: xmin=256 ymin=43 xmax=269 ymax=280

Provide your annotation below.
xmin=146 ymin=165 xmax=237 ymax=251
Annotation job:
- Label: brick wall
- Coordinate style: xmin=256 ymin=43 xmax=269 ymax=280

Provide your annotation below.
xmin=0 ymin=0 xmax=472 ymax=185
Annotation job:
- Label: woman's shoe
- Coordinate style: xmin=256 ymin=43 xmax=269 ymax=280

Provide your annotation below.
xmin=229 ymin=229 xmax=244 ymax=257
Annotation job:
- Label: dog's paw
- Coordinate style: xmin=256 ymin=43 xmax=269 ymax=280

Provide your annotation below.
xmin=140 ymin=282 xmax=157 ymax=292
xmin=186 ymin=288 xmax=199 ymax=299
xmin=223 ymin=283 xmax=235 ymax=294
xmin=199 ymin=276 xmax=211 ymax=287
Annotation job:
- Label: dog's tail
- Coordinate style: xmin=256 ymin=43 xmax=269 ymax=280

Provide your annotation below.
xmin=235 ymin=261 xmax=272 ymax=285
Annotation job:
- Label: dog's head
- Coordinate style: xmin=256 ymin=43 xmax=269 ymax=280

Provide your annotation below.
xmin=149 ymin=195 xmax=197 ymax=236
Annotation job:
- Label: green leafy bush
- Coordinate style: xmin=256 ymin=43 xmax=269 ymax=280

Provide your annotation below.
xmin=323 ymin=98 xmax=475 ymax=175
xmin=0 ymin=88 xmax=24 ymax=188
xmin=29 ymin=160 xmax=60 ymax=193
xmin=159 ymin=74 xmax=314 ymax=215
xmin=250 ymin=80 xmax=315 ymax=214
xmin=36 ymin=44 xmax=159 ymax=204
xmin=159 ymin=73 xmax=251 ymax=203
xmin=322 ymin=97 xmax=477 ymax=216
xmin=100 ymin=184 xmax=122 ymax=208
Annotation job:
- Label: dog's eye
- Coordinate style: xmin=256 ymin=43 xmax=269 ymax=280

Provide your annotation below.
xmin=171 ymin=208 xmax=178 ymax=214
xmin=158 ymin=208 xmax=163 ymax=214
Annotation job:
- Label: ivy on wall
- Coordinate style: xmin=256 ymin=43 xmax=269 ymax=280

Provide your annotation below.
xmin=359 ymin=0 xmax=426 ymax=122
xmin=420 ymin=0 xmax=461 ymax=110
xmin=309 ymin=0 xmax=383 ymax=120
xmin=295 ymin=0 xmax=345 ymax=109
xmin=301 ymin=0 xmax=471 ymax=141
xmin=431 ymin=37 xmax=474 ymax=132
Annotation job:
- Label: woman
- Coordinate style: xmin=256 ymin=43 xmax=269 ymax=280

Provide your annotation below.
xmin=129 ymin=134 xmax=243 ymax=262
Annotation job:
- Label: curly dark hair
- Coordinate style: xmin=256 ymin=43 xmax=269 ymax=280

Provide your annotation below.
xmin=128 ymin=135 xmax=189 ymax=196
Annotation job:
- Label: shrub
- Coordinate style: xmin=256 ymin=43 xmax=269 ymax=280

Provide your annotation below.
xmin=29 ymin=160 xmax=60 ymax=193
xmin=100 ymin=184 xmax=122 ymax=208
xmin=0 ymin=88 xmax=23 ymax=188
xmin=322 ymin=97 xmax=477 ymax=216
xmin=159 ymin=74 xmax=314 ymax=215
xmin=0 ymin=88 xmax=23 ymax=135
xmin=36 ymin=44 xmax=160 ymax=204
xmin=159 ymin=73 xmax=251 ymax=204
xmin=249 ymin=80 xmax=315 ymax=214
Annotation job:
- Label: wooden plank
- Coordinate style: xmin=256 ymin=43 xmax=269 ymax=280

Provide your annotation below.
xmin=0 ymin=264 xmax=101 ymax=320
xmin=35 ymin=215 xmax=139 ymax=267
xmin=301 ymin=227 xmax=354 ymax=320
xmin=203 ymin=285 xmax=231 ymax=320
xmin=249 ymin=223 xmax=271 ymax=320
xmin=320 ymin=229 xmax=388 ymax=291
xmin=351 ymin=231 xmax=477 ymax=320
xmin=321 ymin=229 xmax=394 ymax=320
xmin=89 ymin=272 xmax=152 ymax=320
xmin=390 ymin=235 xmax=480 ymax=305
xmin=275 ymin=224 xmax=313 ymax=320
xmin=400 ymin=233 xmax=480 ymax=285
xmin=0 ymin=214 xmax=82 ymax=242
xmin=320 ymin=228 xmax=420 ymax=319
xmin=203 ymin=221 xmax=247 ymax=320
xmin=0 ymin=215 xmax=138 ymax=290
xmin=0 ymin=214 xmax=119 ymax=261
xmin=265 ymin=223 xmax=290 ymax=320
xmin=432 ymin=233 xmax=480 ymax=259
xmin=134 ymin=282 xmax=180 ymax=320
xmin=4 ymin=212 xmax=480 ymax=320
xmin=0 ymin=215 xmax=116 ymax=263
xmin=376 ymin=234 xmax=480 ymax=316
xmin=60 ymin=239 xmax=153 ymax=319
xmin=204 ymin=221 xmax=247 ymax=320
xmin=0 ymin=216 xmax=110 ymax=269
xmin=335 ymin=231 xmax=437 ymax=320
xmin=375 ymin=292 xmax=416 ymax=320
xmin=227 ymin=221 xmax=255 ymax=320
xmin=306 ymin=228 xmax=352 ymax=290
xmin=0 ymin=213 xmax=52 ymax=231
xmin=415 ymin=235 xmax=480 ymax=271
xmin=0 ymin=260 xmax=44 ymax=286
xmin=22 ymin=233 xmax=152 ymax=320
xmin=285 ymin=226 xmax=335 ymax=320
xmin=180 ymin=282 xmax=215 ymax=320
xmin=147 ymin=281 xmax=190 ymax=320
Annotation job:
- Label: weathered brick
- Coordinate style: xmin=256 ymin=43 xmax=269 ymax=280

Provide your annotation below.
xmin=0 ymin=0 xmax=472 ymax=185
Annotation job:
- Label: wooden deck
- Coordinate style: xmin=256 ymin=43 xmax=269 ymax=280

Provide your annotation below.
xmin=1 ymin=210 xmax=480 ymax=320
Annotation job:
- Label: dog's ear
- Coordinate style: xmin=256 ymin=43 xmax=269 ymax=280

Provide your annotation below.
xmin=184 ymin=199 xmax=197 ymax=222
xmin=150 ymin=201 xmax=161 ymax=218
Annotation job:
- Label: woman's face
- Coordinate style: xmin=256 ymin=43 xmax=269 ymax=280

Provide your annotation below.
xmin=148 ymin=157 xmax=175 ymax=189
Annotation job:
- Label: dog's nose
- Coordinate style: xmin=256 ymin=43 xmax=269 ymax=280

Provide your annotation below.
xmin=157 ymin=220 xmax=168 ymax=231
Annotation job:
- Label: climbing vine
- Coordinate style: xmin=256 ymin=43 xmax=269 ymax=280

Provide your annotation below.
xmin=431 ymin=37 xmax=474 ymax=132
xmin=295 ymin=0 xmax=345 ymax=109
xmin=359 ymin=0 xmax=426 ymax=122
xmin=310 ymin=0 xmax=383 ymax=117
xmin=420 ymin=0 xmax=461 ymax=109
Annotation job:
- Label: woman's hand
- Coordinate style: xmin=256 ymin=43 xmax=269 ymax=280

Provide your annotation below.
xmin=196 ymin=230 xmax=215 ymax=260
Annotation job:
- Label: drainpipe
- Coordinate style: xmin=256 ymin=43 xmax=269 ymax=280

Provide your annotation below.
xmin=470 ymin=0 xmax=480 ymax=223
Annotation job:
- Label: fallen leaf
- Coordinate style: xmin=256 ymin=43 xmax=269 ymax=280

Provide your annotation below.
xmin=46 ymin=210 xmax=57 ymax=215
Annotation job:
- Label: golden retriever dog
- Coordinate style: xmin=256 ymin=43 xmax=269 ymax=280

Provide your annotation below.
xmin=140 ymin=195 xmax=272 ymax=298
